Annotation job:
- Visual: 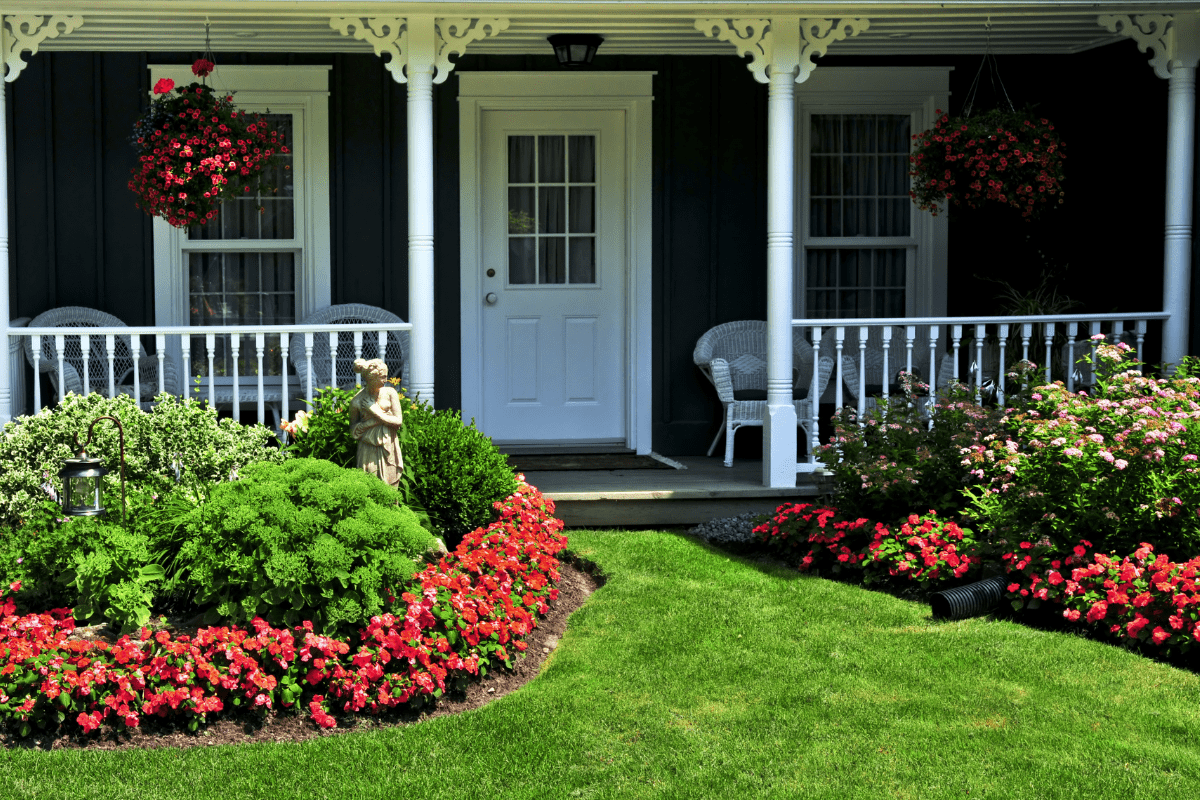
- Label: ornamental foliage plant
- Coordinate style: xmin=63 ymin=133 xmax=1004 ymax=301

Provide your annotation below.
xmin=0 ymin=392 xmax=284 ymax=531
xmin=128 ymin=59 xmax=288 ymax=228
xmin=961 ymin=338 xmax=1200 ymax=559
xmin=909 ymin=107 xmax=1066 ymax=219
xmin=816 ymin=375 xmax=1007 ymax=525
xmin=281 ymin=385 xmax=358 ymax=467
xmin=0 ymin=481 xmax=565 ymax=738
xmin=165 ymin=458 xmax=434 ymax=634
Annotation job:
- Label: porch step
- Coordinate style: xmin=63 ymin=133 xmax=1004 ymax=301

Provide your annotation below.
xmin=522 ymin=455 xmax=831 ymax=527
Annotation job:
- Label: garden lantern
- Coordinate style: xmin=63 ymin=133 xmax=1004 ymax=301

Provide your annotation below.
xmin=58 ymin=453 xmax=108 ymax=517
xmin=59 ymin=415 xmax=127 ymax=524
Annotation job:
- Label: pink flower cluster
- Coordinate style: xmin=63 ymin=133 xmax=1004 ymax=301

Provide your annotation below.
xmin=0 ymin=482 xmax=566 ymax=736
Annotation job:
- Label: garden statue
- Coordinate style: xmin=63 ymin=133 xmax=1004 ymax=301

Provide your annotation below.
xmin=349 ymin=358 xmax=404 ymax=489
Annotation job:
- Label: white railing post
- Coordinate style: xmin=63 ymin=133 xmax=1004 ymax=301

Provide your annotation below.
xmin=155 ymin=333 xmax=166 ymax=396
xmin=353 ymin=330 xmax=363 ymax=386
xmin=1043 ymin=322 xmax=1055 ymax=383
xmin=230 ymin=335 xmax=241 ymax=420
xmin=881 ymin=326 xmax=892 ymax=403
xmin=80 ymin=333 xmax=90 ymax=396
xmin=950 ymin=324 xmax=962 ymax=381
xmin=31 ymin=334 xmax=41 ymax=411
xmin=280 ymin=334 xmax=290 ymax=431
xmin=857 ymin=325 xmax=868 ymax=422
xmin=1066 ymin=322 xmax=1078 ymax=391
xmin=809 ymin=325 xmax=821 ymax=464
xmin=834 ymin=326 xmax=845 ymax=412
xmin=129 ymin=334 xmax=140 ymax=404
xmin=304 ymin=331 xmax=314 ymax=407
xmin=925 ymin=325 xmax=939 ymax=428
xmin=973 ymin=323 xmax=986 ymax=403
xmin=105 ymin=334 xmax=116 ymax=398
xmin=1020 ymin=323 xmax=1032 ymax=363
xmin=255 ymin=332 xmax=266 ymax=425
xmin=205 ymin=332 xmax=216 ymax=408
xmin=55 ymin=333 xmax=66 ymax=403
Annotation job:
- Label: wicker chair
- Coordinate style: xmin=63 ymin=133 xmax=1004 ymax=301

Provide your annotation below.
xmin=288 ymin=303 xmax=411 ymax=396
xmin=22 ymin=306 xmax=181 ymax=406
xmin=836 ymin=324 xmax=956 ymax=414
xmin=693 ymin=320 xmax=835 ymax=467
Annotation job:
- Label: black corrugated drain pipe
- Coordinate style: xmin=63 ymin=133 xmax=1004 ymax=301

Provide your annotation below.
xmin=930 ymin=575 xmax=1008 ymax=620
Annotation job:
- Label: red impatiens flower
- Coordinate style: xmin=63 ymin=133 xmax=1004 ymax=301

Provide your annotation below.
xmin=192 ymin=59 xmax=215 ymax=78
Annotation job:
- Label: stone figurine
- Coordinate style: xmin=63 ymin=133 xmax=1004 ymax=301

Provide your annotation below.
xmin=349 ymin=358 xmax=404 ymax=489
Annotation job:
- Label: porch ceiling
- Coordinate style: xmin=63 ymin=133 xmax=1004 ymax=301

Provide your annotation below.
xmin=17 ymin=2 xmax=1200 ymax=57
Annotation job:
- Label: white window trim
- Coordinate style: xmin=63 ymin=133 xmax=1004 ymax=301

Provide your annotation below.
xmin=795 ymin=67 xmax=951 ymax=318
xmin=148 ymin=65 xmax=331 ymax=328
xmin=458 ymin=72 xmax=655 ymax=454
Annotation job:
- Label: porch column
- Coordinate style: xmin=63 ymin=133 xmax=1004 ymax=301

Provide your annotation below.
xmin=1101 ymin=12 xmax=1200 ymax=369
xmin=332 ymin=16 xmax=508 ymax=408
xmin=696 ymin=17 xmax=867 ymax=487
xmin=763 ymin=65 xmax=798 ymax=488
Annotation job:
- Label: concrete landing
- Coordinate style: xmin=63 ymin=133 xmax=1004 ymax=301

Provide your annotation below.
xmin=520 ymin=456 xmax=831 ymax=527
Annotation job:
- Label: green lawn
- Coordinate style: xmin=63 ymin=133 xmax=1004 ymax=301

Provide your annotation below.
xmin=4 ymin=529 xmax=1200 ymax=799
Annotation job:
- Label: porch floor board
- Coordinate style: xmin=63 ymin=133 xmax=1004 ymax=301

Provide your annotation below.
xmin=521 ymin=456 xmax=830 ymax=527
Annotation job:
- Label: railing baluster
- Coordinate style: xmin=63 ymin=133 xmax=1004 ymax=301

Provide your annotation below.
xmin=857 ymin=325 xmax=868 ymax=422
xmin=181 ymin=336 xmax=191 ymax=400
xmin=378 ymin=331 xmax=388 ymax=387
xmin=55 ymin=334 xmax=66 ymax=403
xmin=231 ymin=335 xmax=241 ymax=421
xmin=1136 ymin=319 xmax=1148 ymax=366
xmin=1089 ymin=321 xmax=1101 ymax=386
xmin=353 ymin=330 xmax=363 ymax=386
xmin=327 ymin=330 xmax=338 ymax=390
xmin=997 ymin=323 xmax=1009 ymax=406
xmin=80 ymin=333 xmax=91 ymax=396
xmin=129 ymin=334 xmax=141 ymax=405
xmin=926 ymin=325 xmax=939 ymax=428
xmin=1043 ymin=322 xmax=1054 ymax=383
xmin=31 ymin=335 xmax=41 ymax=411
xmin=304 ymin=332 xmax=315 ymax=408
xmin=834 ymin=327 xmax=845 ymax=413
xmin=155 ymin=334 xmax=166 ymax=397
xmin=1020 ymin=323 xmax=1032 ymax=364
xmin=809 ymin=325 xmax=821 ymax=463
xmin=904 ymin=326 xmax=916 ymax=409
xmin=205 ymin=332 xmax=216 ymax=409
xmin=881 ymin=326 xmax=892 ymax=403
xmin=1066 ymin=322 xmax=1078 ymax=392
xmin=950 ymin=324 xmax=962 ymax=382
xmin=280 ymin=335 xmax=290 ymax=434
xmin=974 ymin=323 xmax=986 ymax=403
xmin=105 ymin=334 xmax=116 ymax=398
xmin=255 ymin=332 xmax=266 ymax=425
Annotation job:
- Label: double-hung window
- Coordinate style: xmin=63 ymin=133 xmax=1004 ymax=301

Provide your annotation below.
xmin=150 ymin=65 xmax=331 ymax=397
xmin=796 ymin=68 xmax=950 ymax=319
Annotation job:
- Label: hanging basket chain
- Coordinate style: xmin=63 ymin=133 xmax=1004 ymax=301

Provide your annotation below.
xmin=962 ymin=18 xmax=1016 ymax=119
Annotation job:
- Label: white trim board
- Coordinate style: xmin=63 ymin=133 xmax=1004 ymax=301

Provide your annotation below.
xmin=458 ymin=71 xmax=654 ymax=454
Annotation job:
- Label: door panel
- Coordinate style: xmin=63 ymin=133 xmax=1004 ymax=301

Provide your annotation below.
xmin=480 ymin=110 xmax=626 ymax=443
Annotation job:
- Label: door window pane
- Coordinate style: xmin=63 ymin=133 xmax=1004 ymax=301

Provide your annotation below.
xmin=506 ymin=133 xmax=597 ymax=286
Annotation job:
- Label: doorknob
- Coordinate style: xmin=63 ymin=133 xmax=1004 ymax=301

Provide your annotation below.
xmin=485 ymin=292 xmax=498 ymax=305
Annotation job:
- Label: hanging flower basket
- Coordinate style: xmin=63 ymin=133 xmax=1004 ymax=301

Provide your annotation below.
xmin=908 ymin=107 xmax=1066 ymax=220
xmin=127 ymin=60 xmax=289 ymax=228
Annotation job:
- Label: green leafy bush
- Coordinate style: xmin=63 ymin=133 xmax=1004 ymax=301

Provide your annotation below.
xmin=0 ymin=392 xmax=284 ymax=530
xmin=817 ymin=375 xmax=1009 ymax=524
xmin=1 ymin=507 xmax=162 ymax=632
xmin=166 ymin=458 xmax=434 ymax=633
xmin=283 ymin=385 xmax=517 ymax=542
xmin=401 ymin=397 xmax=518 ymax=542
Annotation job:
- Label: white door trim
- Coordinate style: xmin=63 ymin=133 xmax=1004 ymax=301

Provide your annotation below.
xmin=458 ymin=72 xmax=654 ymax=453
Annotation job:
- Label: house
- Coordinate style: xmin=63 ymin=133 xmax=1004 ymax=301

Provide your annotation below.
xmin=0 ymin=2 xmax=1193 ymax=488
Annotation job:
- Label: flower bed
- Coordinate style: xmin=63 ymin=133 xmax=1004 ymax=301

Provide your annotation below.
xmin=0 ymin=481 xmax=565 ymax=737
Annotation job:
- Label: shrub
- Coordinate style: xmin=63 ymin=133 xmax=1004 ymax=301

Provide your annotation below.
xmin=817 ymin=375 xmax=1007 ymax=524
xmin=281 ymin=385 xmax=357 ymax=467
xmin=1 ymin=505 xmax=163 ymax=632
xmin=861 ymin=511 xmax=981 ymax=586
xmin=398 ymin=397 xmax=518 ymax=542
xmin=961 ymin=338 xmax=1200 ymax=558
xmin=165 ymin=458 xmax=434 ymax=634
xmin=0 ymin=392 xmax=284 ymax=530
xmin=754 ymin=503 xmax=873 ymax=573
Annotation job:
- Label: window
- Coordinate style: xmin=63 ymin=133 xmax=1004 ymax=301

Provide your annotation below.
xmin=795 ymin=68 xmax=950 ymax=319
xmin=150 ymin=65 xmax=331 ymax=389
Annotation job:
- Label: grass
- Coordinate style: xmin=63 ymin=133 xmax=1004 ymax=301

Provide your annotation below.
xmin=4 ymin=528 xmax=1200 ymax=799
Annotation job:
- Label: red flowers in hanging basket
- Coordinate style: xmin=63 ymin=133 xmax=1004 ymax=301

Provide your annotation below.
xmin=127 ymin=60 xmax=288 ymax=229
xmin=908 ymin=107 xmax=1066 ymax=220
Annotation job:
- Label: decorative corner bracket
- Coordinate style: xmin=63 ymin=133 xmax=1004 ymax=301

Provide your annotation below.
xmin=1100 ymin=14 xmax=1174 ymax=78
xmin=3 ymin=15 xmax=83 ymax=83
xmin=332 ymin=16 xmax=508 ymax=84
xmin=695 ymin=17 xmax=868 ymax=84
xmin=695 ymin=19 xmax=772 ymax=83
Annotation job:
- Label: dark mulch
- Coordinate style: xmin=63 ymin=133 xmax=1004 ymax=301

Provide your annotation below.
xmin=1 ymin=560 xmax=600 ymax=753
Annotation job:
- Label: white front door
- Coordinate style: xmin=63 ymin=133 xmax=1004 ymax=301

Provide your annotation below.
xmin=478 ymin=109 xmax=627 ymax=444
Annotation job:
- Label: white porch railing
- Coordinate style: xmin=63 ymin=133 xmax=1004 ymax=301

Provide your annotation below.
xmin=8 ymin=322 xmax=413 ymax=429
xmin=792 ymin=311 xmax=1170 ymax=463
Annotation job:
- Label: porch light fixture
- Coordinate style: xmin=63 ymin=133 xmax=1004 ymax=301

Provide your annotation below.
xmin=548 ymin=34 xmax=603 ymax=68
xmin=58 ymin=415 xmax=128 ymax=524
